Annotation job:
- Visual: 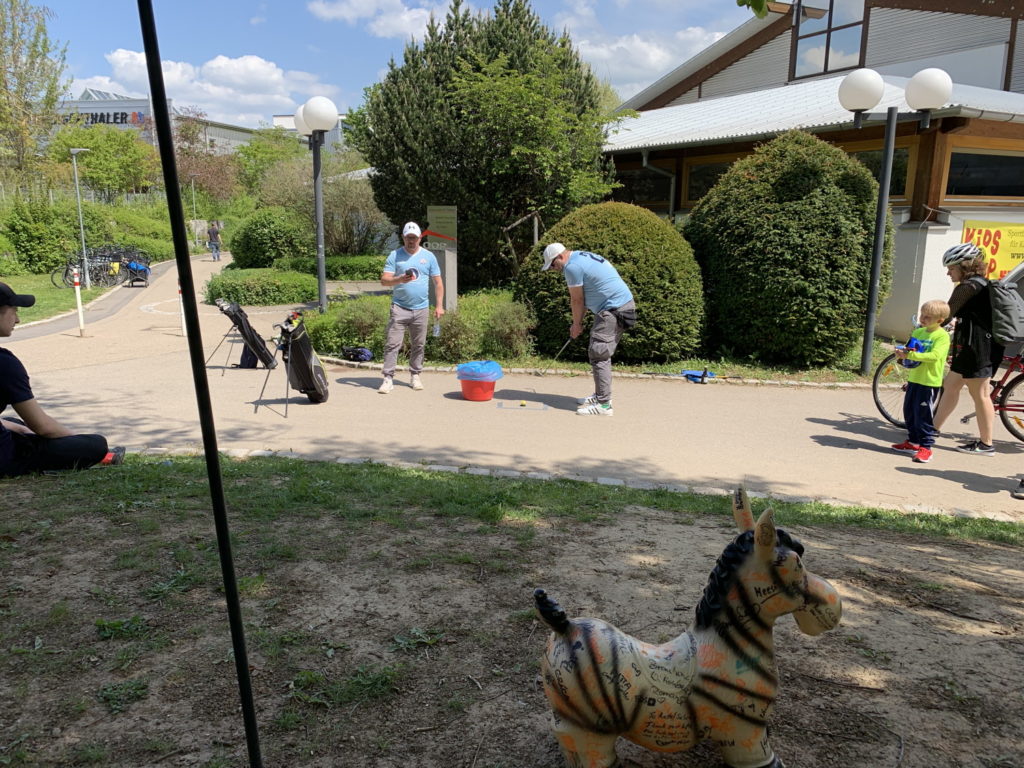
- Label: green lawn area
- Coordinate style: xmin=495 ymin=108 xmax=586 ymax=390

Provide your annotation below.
xmin=6 ymin=273 xmax=107 ymax=325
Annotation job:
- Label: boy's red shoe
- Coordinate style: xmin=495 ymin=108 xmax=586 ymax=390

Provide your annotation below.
xmin=891 ymin=440 xmax=920 ymax=454
xmin=912 ymin=447 xmax=932 ymax=463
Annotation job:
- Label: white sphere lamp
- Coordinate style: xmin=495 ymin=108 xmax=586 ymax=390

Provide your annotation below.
xmin=838 ymin=68 xmax=884 ymax=113
xmin=905 ymin=68 xmax=952 ymax=111
xmin=292 ymin=104 xmax=312 ymax=137
xmin=302 ymin=96 xmax=339 ymax=133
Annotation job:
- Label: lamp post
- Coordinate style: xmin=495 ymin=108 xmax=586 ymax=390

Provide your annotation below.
xmin=839 ymin=67 xmax=952 ymax=376
xmin=294 ymin=96 xmax=339 ymax=313
xmin=70 ymin=148 xmax=91 ymax=289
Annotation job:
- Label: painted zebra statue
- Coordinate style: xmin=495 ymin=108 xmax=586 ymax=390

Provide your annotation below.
xmin=535 ymin=489 xmax=842 ymax=768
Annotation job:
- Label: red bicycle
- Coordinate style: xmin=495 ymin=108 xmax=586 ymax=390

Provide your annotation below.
xmin=873 ymin=350 xmax=1024 ymax=442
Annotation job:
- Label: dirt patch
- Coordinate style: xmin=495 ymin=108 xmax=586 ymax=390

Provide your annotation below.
xmin=1 ymin=504 xmax=1022 ymax=767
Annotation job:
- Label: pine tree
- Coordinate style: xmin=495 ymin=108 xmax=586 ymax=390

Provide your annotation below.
xmin=348 ymin=0 xmax=616 ymax=288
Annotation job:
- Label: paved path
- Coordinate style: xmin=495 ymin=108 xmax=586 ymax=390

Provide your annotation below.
xmin=6 ymin=254 xmax=1023 ymax=523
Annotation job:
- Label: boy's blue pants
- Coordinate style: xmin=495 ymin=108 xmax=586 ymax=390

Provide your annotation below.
xmin=903 ymin=381 xmax=941 ymax=447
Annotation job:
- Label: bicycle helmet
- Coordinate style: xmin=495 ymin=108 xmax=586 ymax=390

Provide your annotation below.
xmin=942 ymin=242 xmax=983 ymax=266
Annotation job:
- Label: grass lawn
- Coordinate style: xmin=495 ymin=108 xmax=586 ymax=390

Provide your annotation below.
xmin=5 ymin=273 xmax=107 ymax=325
xmin=1 ymin=456 xmax=1021 ymax=767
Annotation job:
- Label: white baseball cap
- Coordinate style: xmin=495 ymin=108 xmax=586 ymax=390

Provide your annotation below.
xmin=541 ymin=243 xmax=566 ymax=271
xmin=402 ymin=222 xmax=421 ymax=237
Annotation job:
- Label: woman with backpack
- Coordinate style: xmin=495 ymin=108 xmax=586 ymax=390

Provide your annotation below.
xmin=932 ymin=242 xmax=1003 ymax=455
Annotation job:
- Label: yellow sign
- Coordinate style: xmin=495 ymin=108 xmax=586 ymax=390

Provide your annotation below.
xmin=961 ymin=220 xmax=1024 ymax=279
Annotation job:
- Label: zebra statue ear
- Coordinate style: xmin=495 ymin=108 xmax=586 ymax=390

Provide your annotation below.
xmin=732 ymin=487 xmax=755 ymax=532
xmin=754 ymin=508 xmax=777 ymax=561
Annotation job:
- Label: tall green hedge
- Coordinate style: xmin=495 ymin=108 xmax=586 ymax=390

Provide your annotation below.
xmin=683 ymin=130 xmax=893 ymax=367
xmin=513 ymin=202 xmax=703 ymax=362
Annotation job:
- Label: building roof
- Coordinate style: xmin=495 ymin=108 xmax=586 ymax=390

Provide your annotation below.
xmin=605 ymin=75 xmax=1024 ymax=154
xmin=78 ymin=88 xmax=136 ymax=101
xmin=618 ymin=14 xmax=779 ymax=112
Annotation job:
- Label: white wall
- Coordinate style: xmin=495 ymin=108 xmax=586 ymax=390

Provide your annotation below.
xmin=876 ymin=206 xmax=1024 ymax=339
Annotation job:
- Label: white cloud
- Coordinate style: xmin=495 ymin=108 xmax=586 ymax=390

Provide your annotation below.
xmin=88 ymin=48 xmax=343 ymax=127
xmin=308 ymin=0 xmax=447 ymax=39
xmin=368 ymin=6 xmax=433 ymax=38
xmin=250 ymin=16 xmax=266 ymax=25
xmin=577 ymin=34 xmax=676 ymax=84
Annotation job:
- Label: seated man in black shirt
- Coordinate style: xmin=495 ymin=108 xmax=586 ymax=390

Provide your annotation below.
xmin=1 ymin=282 xmax=123 ymax=477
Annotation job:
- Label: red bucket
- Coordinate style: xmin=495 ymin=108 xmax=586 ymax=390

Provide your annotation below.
xmin=461 ymin=380 xmax=495 ymax=401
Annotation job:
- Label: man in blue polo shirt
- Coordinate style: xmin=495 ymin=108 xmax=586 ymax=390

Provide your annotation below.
xmin=378 ymin=222 xmax=445 ymax=393
xmin=542 ymin=243 xmax=636 ymax=416
xmin=1 ymin=282 xmax=123 ymax=476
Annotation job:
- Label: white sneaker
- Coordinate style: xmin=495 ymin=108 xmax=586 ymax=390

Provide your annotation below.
xmin=410 ymin=374 xmax=423 ymax=391
xmin=577 ymin=402 xmax=613 ymax=416
xmin=576 ymin=393 xmax=599 ymax=406
xmin=378 ymin=377 xmax=394 ymax=394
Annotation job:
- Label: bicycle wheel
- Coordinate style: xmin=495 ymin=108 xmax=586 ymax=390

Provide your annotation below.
xmin=998 ymin=373 xmax=1024 ymax=443
xmin=50 ymin=265 xmax=67 ymax=288
xmin=872 ymin=352 xmax=909 ymax=428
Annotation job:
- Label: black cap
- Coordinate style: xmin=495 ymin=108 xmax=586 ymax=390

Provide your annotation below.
xmin=0 ymin=282 xmax=36 ymax=308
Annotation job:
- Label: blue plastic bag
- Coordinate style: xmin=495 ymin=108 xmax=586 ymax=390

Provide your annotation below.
xmin=457 ymin=360 xmax=504 ymax=382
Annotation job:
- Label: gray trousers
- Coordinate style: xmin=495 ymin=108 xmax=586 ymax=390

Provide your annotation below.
xmin=382 ymin=304 xmax=428 ymax=377
xmin=589 ymin=300 xmax=634 ymax=404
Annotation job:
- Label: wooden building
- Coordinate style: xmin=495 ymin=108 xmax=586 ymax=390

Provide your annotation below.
xmin=607 ymin=1 xmax=1024 ymax=336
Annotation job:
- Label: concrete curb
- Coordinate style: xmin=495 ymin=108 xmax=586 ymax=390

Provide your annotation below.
xmin=318 ymin=355 xmax=875 ymax=390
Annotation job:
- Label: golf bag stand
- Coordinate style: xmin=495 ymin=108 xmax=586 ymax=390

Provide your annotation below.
xmin=275 ymin=310 xmax=329 ymax=413
xmin=208 ymin=298 xmax=278 ymax=372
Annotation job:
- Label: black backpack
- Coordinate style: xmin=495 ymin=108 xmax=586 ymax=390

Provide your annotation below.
xmin=967 ymin=275 xmax=1024 ymax=346
xmin=341 ymin=346 xmax=374 ymax=362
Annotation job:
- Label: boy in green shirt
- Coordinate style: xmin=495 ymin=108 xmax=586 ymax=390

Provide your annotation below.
xmin=890 ymin=299 xmax=951 ymax=463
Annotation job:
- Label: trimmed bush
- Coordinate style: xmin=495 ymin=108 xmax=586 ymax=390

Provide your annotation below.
xmin=513 ymin=202 xmax=704 ymax=362
xmin=204 ymin=268 xmax=318 ymax=305
xmin=425 ymin=311 xmax=479 ymax=363
xmin=272 ymin=255 xmax=383 ymax=281
xmin=683 ymin=130 xmax=893 ymax=367
xmin=480 ymin=301 xmax=535 ymax=359
xmin=305 ymin=295 xmax=391 ymax=357
xmin=1 ymin=199 xmax=115 ymax=273
xmin=229 ymin=208 xmax=311 ymax=269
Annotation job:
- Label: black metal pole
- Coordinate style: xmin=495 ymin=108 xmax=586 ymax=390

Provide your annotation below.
xmin=313 ymin=131 xmax=327 ymax=313
xmin=135 ymin=3 xmax=263 ymax=766
xmin=860 ymin=105 xmax=897 ymax=377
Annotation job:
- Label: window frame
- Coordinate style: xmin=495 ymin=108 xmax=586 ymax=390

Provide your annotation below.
xmin=941 ymin=136 xmax=1024 ymax=207
xmin=789 ymin=0 xmax=866 ymax=81
xmin=835 ymin=136 xmax=918 ymax=204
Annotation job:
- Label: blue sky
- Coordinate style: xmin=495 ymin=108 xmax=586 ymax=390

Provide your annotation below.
xmin=45 ymin=0 xmax=753 ymax=128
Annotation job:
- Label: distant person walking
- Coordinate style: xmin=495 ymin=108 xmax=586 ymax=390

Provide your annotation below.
xmin=541 ymin=243 xmax=636 ymax=416
xmin=933 ymin=243 xmax=1003 ymax=455
xmin=377 ymin=222 xmax=444 ymax=394
xmin=1 ymin=282 xmax=124 ymax=476
xmin=207 ymin=221 xmax=222 ymax=261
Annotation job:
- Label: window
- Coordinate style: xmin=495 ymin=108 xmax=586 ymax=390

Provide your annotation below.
xmin=792 ymin=0 xmax=865 ymax=79
xmin=946 ymin=150 xmax=1024 ymax=198
xmin=612 ymin=168 xmax=672 ymax=209
xmin=850 ymin=148 xmax=910 ymax=198
xmin=685 ymin=161 xmax=732 ymax=203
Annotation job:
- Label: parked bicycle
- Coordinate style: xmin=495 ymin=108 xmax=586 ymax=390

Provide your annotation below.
xmin=50 ymin=246 xmax=146 ymax=289
xmin=873 ymin=347 xmax=1024 ymax=442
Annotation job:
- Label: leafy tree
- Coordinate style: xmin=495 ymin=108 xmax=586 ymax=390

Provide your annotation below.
xmin=174 ymin=107 xmax=240 ymax=205
xmin=47 ymin=123 xmax=161 ymax=198
xmin=683 ymin=130 xmax=893 ymax=368
xmin=737 ymin=0 xmax=769 ymax=17
xmin=0 ymin=0 xmax=68 ymax=174
xmin=348 ymin=0 xmax=617 ymax=289
xmin=258 ymin=151 xmax=392 ymax=256
xmin=235 ymin=126 xmax=306 ymax=194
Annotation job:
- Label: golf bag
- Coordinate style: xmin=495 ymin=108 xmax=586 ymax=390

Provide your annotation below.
xmin=277 ymin=310 xmax=329 ymax=403
xmin=214 ymin=298 xmax=277 ymax=369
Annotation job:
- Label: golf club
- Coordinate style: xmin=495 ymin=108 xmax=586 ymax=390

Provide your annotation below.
xmin=535 ymin=337 xmax=573 ymax=377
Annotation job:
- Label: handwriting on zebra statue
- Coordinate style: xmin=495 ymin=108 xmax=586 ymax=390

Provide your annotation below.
xmin=534 ymin=488 xmax=842 ymax=768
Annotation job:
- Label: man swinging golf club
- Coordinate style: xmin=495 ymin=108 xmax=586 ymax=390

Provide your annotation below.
xmin=541 ymin=243 xmax=636 ymax=416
